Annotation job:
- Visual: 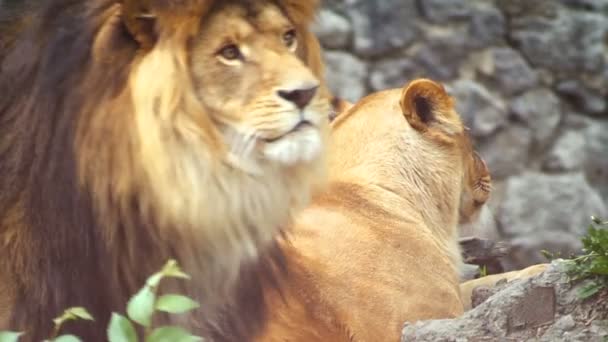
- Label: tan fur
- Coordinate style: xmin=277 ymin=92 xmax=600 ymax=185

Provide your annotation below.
xmin=256 ymin=79 xmax=492 ymax=341
xmin=0 ymin=0 xmax=329 ymax=339
xmin=460 ymin=263 xmax=550 ymax=311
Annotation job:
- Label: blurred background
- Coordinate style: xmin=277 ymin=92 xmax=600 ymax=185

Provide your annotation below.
xmin=313 ymin=0 xmax=608 ymax=271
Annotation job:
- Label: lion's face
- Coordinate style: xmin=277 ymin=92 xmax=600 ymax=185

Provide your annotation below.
xmin=190 ymin=1 xmax=329 ymax=168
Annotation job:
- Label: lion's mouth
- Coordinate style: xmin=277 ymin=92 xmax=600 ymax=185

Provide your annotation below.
xmin=263 ymin=120 xmax=314 ymax=143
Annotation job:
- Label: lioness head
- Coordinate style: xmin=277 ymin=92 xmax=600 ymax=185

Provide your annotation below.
xmin=399 ymin=79 xmax=492 ymax=226
xmin=330 ymin=79 xmax=491 ymax=236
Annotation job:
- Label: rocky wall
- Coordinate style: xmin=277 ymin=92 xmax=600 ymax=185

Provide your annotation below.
xmin=313 ymin=0 xmax=608 ymax=270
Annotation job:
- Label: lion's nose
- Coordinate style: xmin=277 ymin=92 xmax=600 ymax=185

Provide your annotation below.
xmin=277 ymin=85 xmax=318 ymax=109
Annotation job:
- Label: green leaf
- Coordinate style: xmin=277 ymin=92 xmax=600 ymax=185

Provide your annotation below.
xmin=155 ymin=295 xmax=200 ymax=314
xmin=66 ymin=307 xmax=94 ymax=321
xmin=145 ymin=273 xmax=164 ymax=288
xmin=107 ymin=313 xmax=138 ymax=342
xmin=589 ymin=257 xmax=608 ymax=275
xmin=540 ymin=249 xmax=554 ymax=261
xmin=161 ymin=260 xmax=190 ymax=280
xmin=145 ymin=327 xmax=202 ymax=342
xmin=578 ymin=281 xmax=604 ymax=299
xmin=127 ymin=286 xmax=156 ymax=327
xmin=52 ymin=335 xmax=82 ymax=342
xmin=0 ymin=331 xmax=24 ymax=342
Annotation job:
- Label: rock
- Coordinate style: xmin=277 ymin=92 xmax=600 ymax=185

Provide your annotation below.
xmin=322 ymin=51 xmax=368 ymax=103
xmin=311 ymin=9 xmax=352 ymax=49
xmin=509 ymin=9 xmax=608 ymax=74
xmin=476 ymin=124 xmax=532 ymax=180
xmin=418 ymin=0 xmax=471 ymax=23
xmin=468 ymin=3 xmax=506 ymax=48
xmin=369 ymin=58 xmax=418 ymax=91
xmin=510 ymin=88 xmax=562 ymax=149
xmin=498 ymin=172 xmax=607 ymax=268
xmin=558 ymin=0 xmax=608 ymax=11
xmin=478 ymin=47 xmax=538 ymax=96
xmin=542 ymin=130 xmax=587 ymax=172
xmin=412 ymin=27 xmax=472 ymax=81
xmin=583 ymin=120 xmax=608 ymax=201
xmin=447 ymin=79 xmax=508 ymax=137
xmin=402 ymin=261 xmax=608 ymax=341
xmin=556 ymin=79 xmax=607 ymax=115
xmin=346 ymin=0 xmax=418 ymax=57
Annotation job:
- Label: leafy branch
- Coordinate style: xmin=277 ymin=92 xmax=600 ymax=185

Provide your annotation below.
xmin=0 ymin=259 xmax=203 ymax=342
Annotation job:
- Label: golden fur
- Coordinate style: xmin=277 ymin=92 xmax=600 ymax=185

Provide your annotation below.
xmin=0 ymin=0 xmax=329 ymax=340
xmin=255 ymin=79 xmax=492 ymax=341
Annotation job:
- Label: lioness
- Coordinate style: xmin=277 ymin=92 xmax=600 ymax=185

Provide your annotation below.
xmin=0 ymin=0 xmax=330 ymax=340
xmin=255 ymin=79 xmax=492 ymax=341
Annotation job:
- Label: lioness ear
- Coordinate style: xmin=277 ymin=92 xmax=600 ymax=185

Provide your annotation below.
xmin=400 ymin=78 xmax=459 ymax=133
xmin=121 ymin=0 xmax=157 ymax=49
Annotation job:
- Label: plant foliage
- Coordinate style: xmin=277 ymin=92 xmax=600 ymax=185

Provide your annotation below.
xmin=0 ymin=259 xmax=203 ymax=342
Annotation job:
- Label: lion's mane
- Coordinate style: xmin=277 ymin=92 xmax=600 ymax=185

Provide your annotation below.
xmin=0 ymin=0 xmax=325 ymax=340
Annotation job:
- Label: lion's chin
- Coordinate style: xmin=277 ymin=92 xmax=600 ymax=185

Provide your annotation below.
xmin=263 ymin=126 xmax=322 ymax=166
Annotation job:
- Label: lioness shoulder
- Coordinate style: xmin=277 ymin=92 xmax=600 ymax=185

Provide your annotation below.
xmin=257 ymin=79 xmax=492 ymax=341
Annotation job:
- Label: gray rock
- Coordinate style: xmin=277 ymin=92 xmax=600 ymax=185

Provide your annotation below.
xmin=412 ymin=27 xmax=472 ymax=81
xmin=346 ymin=0 xmax=418 ymax=57
xmin=498 ymin=172 xmax=607 ymax=267
xmin=510 ymin=9 xmax=608 ymax=74
xmin=311 ymin=9 xmax=352 ymax=49
xmin=369 ymin=58 xmax=418 ymax=91
xmin=556 ymin=80 xmax=607 ymax=116
xmin=322 ymin=51 xmax=368 ymax=103
xmin=543 ymin=130 xmax=587 ymax=172
xmin=468 ymin=3 xmax=507 ymax=48
xmin=402 ymin=261 xmax=608 ymax=341
xmin=447 ymin=79 xmax=508 ymax=137
xmin=510 ymin=88 xmax=562 ymax=149
xmin=418 ymin=0 xmax=471 ymax=23
xmin=477 ymin=124 xmax=532 ymax=180
xmin=583 ymin=120 xmax=608 ymax=201
xmin=559 ymin=0 xmax=608 ymax=11
xmin=479 ymin=47 xmax=539 ymax=96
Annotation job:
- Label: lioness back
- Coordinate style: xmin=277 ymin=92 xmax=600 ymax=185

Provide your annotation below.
xmin=0 ymin=0 xmax=330 ymax=340
xmin=257 ymin=79 xmax=492 ymax=341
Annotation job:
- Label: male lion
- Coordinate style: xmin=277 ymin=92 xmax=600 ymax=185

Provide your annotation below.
xmin=255 ymin=79 xmax=492 ymax=341
xmin=0 ymin=0 xmax=330 ymax=340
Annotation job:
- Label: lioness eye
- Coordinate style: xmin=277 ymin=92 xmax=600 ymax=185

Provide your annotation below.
xmin=282 ymin=29 xmax=297 ymax=49
xmin=218 ymin=44 xmax=242 ymax=61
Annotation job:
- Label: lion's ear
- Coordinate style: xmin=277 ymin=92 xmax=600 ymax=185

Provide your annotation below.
xmin=121 ymin=0 xmax=157 ymax=49
xmin=399 ymin=78 xmax=459 ymax=133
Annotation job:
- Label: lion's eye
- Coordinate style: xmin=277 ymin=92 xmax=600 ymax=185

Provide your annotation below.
xmin=217 ymin=44 xmax=243 ymax=61
xmin=282 ymin=29 xmax=297 ymax=50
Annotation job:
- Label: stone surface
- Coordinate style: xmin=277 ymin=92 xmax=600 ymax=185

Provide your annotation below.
xmin=498 ymin=172 xmax=607 ymax=268
xmin=479 ymin=47 xmax=538 ymax=96
xmin=311 ymin=9 xmax=352 ymax=49
xmin=476 ymin=124 xmax=532 ymax=180
xmin=323 ymin=51 xmax=368 ymax=103
xmin=510 ymin=88 xmax=562 ymax=149
xmin=542 ymin=130 xmax=587 ymax=172
xmin=556 ymin=80 xmax=607 ymax=115
xmin=418 ymin=0 xmax=472 ymax=23
xmin=402 ymin=261 xmax=608 ymax=341
xmin=369 ymin=58 xmax=418 ymax=91
xmin=448 ymin=79 xmax=508 ymax=137
xmin=583 ymin=121 xmax=608 ymax=201
xmin=314 ymin=0 xmax=608 ymax=270
xmin=346 ymin=0 xmax=418 ymax=57
xmin=509 ymin=9 xmax=608 ymax=74
xmin=468 ymin=3 xmax=506 ymax=48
